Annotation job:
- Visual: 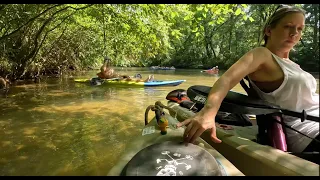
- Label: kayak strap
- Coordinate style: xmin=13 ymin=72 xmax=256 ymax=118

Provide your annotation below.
xmin=239 ymin=76 xmax=260 ymax=99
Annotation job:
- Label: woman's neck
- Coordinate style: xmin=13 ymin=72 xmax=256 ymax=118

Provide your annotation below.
xmin=265 ymin=44 xmax=290 ymax=59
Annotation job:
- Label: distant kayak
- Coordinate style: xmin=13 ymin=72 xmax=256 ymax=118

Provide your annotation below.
xmin=74 ymin=78 xmax=186 ymax=87
xmin=200 ymin=69 xmax=219 ymax=75
xmin=150 ymin=66 xmax=175 ymax=70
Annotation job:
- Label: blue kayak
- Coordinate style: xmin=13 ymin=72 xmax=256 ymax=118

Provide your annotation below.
xmin=143 ymin=80 xmax=186 ymax=86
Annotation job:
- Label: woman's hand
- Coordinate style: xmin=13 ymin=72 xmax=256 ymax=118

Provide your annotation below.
xmin=176 ymin=108 xmax=222 ymax=144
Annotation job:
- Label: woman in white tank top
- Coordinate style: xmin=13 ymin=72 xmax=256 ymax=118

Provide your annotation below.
xmin=177 ymin=5 xmax=319 ymax=155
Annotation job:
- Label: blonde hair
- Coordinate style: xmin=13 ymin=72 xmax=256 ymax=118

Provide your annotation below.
xmin=260 ymin=5 xmax=306 ymax=47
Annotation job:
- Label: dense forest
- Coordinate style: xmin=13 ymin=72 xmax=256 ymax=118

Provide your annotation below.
xmin=0 ymin=4 xmax=319 ymax=82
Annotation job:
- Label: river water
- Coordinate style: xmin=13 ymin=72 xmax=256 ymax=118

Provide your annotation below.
xmin=0 ymin=68 xmax=318 ymax=175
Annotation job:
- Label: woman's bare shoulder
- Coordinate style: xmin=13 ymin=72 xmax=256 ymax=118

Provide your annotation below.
xmin=250 ymin=46 xmax=272 ymax=55
xmin=249 ymin=47 xmax=274 ymax=63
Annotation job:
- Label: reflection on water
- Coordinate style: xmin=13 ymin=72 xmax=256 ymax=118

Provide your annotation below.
xmin=0 ymin=68 xmax=319 ymax=175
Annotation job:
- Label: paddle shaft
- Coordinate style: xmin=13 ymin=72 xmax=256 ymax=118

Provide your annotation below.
xmin=280 ymin=109 xmax=319 ymax=123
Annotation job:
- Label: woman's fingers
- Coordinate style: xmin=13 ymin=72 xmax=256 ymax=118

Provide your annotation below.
xmin=176 ymin=118 xmax=191 ymax=128
xmin=189 ymin=128 xmax=205 ymax=144
xmin=210 ymin=127 xmax=222 ymax=143
xmin=178 ymin=113 xmax=220 ymax=144
xmin=184 ymin=124 xmax=198 ymax=143
xmin=183 ymin=121 xmax=193 ymax=139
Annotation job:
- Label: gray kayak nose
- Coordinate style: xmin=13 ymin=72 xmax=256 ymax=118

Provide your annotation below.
xmin=121 ymin=140 xmax=223 ymax=176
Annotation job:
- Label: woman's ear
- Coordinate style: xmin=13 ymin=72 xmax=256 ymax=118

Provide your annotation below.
xmin=265 ymin=26 xmax=271 ymax=37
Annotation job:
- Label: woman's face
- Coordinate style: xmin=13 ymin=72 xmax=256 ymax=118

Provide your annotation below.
xmin=266 ymin=12 xmax=305 ymax=51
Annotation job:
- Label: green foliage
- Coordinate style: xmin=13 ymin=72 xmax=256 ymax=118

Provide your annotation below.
xmin=0 ymin=4 xmax=318 ymax=80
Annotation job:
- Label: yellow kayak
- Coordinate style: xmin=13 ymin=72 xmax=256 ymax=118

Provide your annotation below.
xmin=74 ymin=78 xmax=186 ymax=87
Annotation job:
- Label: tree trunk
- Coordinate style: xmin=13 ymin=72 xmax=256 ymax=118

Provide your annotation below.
xmin=313 ymin=4 xmax=319 ymax=51
xmin=204 ymin=24 xmax=213 ymax=59
xmin=228 ymin=29 xmax=232 ymax=52
xmin=102 ymin=4 xmax=107 ymax=56
xmin=235 ymin=31 xmax=238 ymax=53
xmin=205 ymin=41 xmax=212 ymax=59
xmin=220 ymin=34 xmax=225 ymax=53
xmin=209 ymin=41 xmax=217 ymax=59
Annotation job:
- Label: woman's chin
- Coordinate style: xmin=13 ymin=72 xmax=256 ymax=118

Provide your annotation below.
xmin=280 ymin=44 xmax=295 ymax=51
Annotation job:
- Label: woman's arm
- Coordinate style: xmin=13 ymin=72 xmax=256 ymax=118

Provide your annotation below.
xmin=204 ymin=47 xmax=269 ymax=116
xmin=177 ymin=47 xmax=271 ymax=144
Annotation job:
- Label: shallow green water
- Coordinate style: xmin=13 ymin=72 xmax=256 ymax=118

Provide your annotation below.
xmin=0 ymin=68 xmax=318 ymax=175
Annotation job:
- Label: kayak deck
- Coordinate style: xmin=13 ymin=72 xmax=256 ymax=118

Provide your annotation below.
xmin=107 ymin=113 xmax=244 ymax=176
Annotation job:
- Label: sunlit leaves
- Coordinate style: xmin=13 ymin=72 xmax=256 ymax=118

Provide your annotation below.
xmin=241 ymin=4 xmax=248 ymax=8
xmin=171 ymin=29 xmax=182 ymax=39
xmin=121 ymin=23 xmax=130 ymax=31
xmin=235 ymin=8 xmax=242 ymax=16
xmin=217 ymin=17 xmax=225 ymax=24
xmin=184 ymin=14 xmax=192 ymax=21
xmin=159 ymin=4 xmax=166 ymax=9
xmin=196 ymin=6 xmax=203 ymax=11
xmin=192 ymin=27 xmax=198 ymax=32
xmin=243 ymin=15 xmax=248 ymax=21
xmin=171 ymin=11 xmax=177 ymax=18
